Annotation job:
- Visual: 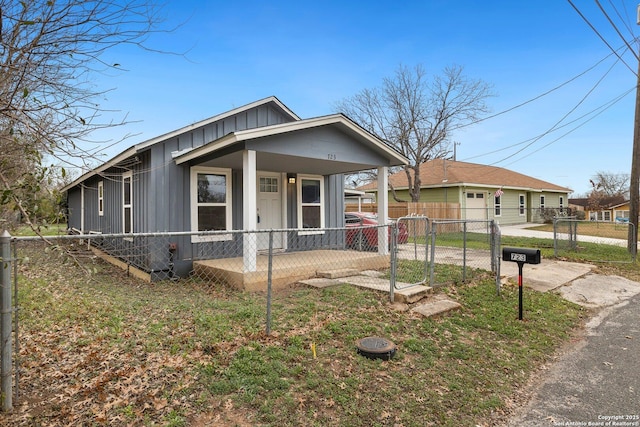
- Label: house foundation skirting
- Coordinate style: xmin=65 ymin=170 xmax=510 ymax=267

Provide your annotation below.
xmin=193 ymin=250 xmax=390 ymax=291
xmin=90 ymin=246 xmax=152 ymax=283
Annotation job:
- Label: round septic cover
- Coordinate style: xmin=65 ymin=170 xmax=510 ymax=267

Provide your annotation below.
xmin=355 ymin=336 xmax=397 ymax=360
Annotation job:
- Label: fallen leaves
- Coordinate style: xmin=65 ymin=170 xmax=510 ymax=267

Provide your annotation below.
xmin=7 ymin=244 xmax=216 ymax=425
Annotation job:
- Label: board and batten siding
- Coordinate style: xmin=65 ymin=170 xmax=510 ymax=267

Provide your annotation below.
xmin=66 ymin=185 xmax=82 ymax=231
xmin=145 ymin=104 xmax=296 ymax=233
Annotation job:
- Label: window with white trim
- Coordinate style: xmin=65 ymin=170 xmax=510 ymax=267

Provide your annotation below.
xmin=298 ymin=175 xmax=324 ymax=232
xmin=559 ymin=196 xmax=564 ymax=212
xmin=190 ymin=167 xmax=232 ymax=240
xmin=519 ymin=194 xmax=525 ymax=216
xmin=494 ymin=194 xmax=502 ymax=216
xmin=98 ymin=180 xmax=104 ymax=216
xmin=540 ymin=195 xmax=546 ymax=209
xmin=617 ymin=210 xmax=630 ymax=221
xmin=123 ymin=172 xmax=132 ymax=234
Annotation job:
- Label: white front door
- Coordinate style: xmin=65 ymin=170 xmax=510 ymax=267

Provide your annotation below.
xmin=257 ymin=173 xmax=284 ymax=250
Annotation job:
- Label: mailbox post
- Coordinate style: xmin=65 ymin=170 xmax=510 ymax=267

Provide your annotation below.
xmin=502 ymin=247 xmax=541 ymax=320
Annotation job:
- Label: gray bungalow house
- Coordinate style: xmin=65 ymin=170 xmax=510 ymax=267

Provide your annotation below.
xmin=63 ymin=97 xmax=408 ymax=281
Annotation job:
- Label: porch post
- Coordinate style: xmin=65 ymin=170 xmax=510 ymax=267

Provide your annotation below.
xmin=80 ymin=185 xmax=85 ymax=233
xmin=243 ymin=150 xmax=257 ymax=272
xmin=378 ymin=166 xmax=389 ymax=255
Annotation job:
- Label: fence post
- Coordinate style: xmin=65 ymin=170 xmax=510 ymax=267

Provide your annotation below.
xmin=1 ymin=230 xmax=12 ymax=411
xmin=491 ymin=221 xmax=502 ymax=296
xmin=553 ymin=218 xmax=558 ymax=257
xmin=429 ymin=226 xmax=437 ymax=286
xmin=462 ymin=222 xmax=468 ymax=282
xmin=424 ymin=218 xmax=430 ymax=283
xmin=266 ymin=231 xmax=273 ymax=336
xmin=389 ymin=224 xmax=397 ymax=303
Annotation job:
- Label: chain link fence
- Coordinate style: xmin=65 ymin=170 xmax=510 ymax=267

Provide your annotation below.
xmin=1 ymin=219 xmax=504 ymax=409
xmin=429 ymin=220 xmax=500 ymax=287
xmin=3 ymin=217 xmax=636 ymax=409
xmin=8 ymin=220 xmax=502 ymax=295
xmin=553 ymin=218 xmax=637 ymax=263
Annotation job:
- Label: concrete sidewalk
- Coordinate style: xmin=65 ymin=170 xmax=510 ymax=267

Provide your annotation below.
xmin=500 ymin=222 xmax=629 ymax=247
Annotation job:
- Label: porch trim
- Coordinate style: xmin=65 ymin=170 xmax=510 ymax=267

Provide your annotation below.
xmin=172 ymin=114 xmax=409 ymax=166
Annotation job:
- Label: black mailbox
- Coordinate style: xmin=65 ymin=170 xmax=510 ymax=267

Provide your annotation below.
xmin=502 ymin=247 xmax=541 ymax=265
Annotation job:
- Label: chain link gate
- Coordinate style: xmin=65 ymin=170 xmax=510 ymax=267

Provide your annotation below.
xmin=390 ymin=216 xmax=430 ymax=301
xmin=428 ymin=219 xmax=500 ymax=288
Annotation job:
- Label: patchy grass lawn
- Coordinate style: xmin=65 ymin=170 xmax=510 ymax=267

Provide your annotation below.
xmin=6 ymin=241 xmax=588 ymax=426
xmin=528 ymin=222 xmax=630 ymax=240
xmin=11 ymin=223 xmax=68 ymax=237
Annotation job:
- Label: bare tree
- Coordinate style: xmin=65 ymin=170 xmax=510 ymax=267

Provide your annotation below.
xmin=0 ymin=0 xmax=165 ymax=229
xmin=589 ymin=171 xmax=630 ymax=198
xmin=336 ymin=64 xmax=493 ymax=202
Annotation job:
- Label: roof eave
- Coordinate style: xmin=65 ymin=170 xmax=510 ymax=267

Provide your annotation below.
xmin=135 ymin=96 xmax=299 ymax=152
xmin=61 ymin=146 xmax=139 ymax=192
xmin=173 ymin=114 xmax=409 ymax=167
xmin=62 ymin=96 xmax=298 ymax=192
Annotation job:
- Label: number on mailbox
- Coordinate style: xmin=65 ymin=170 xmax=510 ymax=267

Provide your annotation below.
xmin=502 ymin=247 xmax=541 ymax=265
xmin=510 ymin=253 xmax=526 ymax=262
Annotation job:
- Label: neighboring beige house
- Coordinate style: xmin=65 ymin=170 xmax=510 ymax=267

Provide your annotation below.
xmin=570 ymin=197 xmax=630 ymax=222
xmin=360 ymin=159 xmax=572 ymax=224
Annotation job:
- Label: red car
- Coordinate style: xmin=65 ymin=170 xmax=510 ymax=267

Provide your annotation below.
xmin=344 ymin=212 xmax=409 ymax=250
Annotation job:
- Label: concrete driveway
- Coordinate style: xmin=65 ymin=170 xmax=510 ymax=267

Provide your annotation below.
xmin=499 ymin=225 xmax=640 ymax=426
xmin=499 ymin=223 xmax=640 ymax=307
xmin=501 ymin=259 xmax=640 ymax=308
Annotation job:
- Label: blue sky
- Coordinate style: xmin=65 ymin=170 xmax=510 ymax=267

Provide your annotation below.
xmin=84 ymin=0 xmax=640 ymax=196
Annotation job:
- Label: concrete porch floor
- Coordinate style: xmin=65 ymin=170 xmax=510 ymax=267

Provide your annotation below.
xmin=193 ymin=249 xmax=390 ymax=291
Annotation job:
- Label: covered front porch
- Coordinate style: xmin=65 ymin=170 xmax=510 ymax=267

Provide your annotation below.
xmin=193 ymin=249 xmax=390 ymax=291
xmin=173 ymin=114 xmax=409 ymax=277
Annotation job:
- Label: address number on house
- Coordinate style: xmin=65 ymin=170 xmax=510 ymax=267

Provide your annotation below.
xmin=327 ymin=153 xmax=337 ymax=160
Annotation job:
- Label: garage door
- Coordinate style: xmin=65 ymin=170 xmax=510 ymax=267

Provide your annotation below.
xmin=466 ymin=192 xmax=486 ymax=220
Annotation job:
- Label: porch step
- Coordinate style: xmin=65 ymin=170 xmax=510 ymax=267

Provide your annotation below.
xmin=394 ymin=285 xmax=432 ymax=304
xmin=317 ymin=268 xmax=360 ymax=279
xmin=297 ymin=277 xmax=340 ymax=289
xmin=298 ymin=274 xmax=458 ymax=318
xmin=298 ymin=274 xmax=430 ymax=301
xmin=411 ymin=296 xmax=462 ymax=318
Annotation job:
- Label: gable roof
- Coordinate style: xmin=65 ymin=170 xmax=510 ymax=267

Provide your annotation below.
xmin=62 ymin=97 xmax=409 ymax=192
xmin=571 ymin=195 xmax=628 ymax=210
xmin=568 ymin=198 xmax=589 ymax=208
xmin=360 ymin=158 xmax=571 ymax=193
xmin=172 ymin=113 xmax=408 ymax=166
xmin=62 ymin=97 xmax=301 ymax=192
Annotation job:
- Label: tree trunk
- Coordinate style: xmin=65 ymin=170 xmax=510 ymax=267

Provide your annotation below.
xmin=407 ymin=165 xmax=421 ymax=202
